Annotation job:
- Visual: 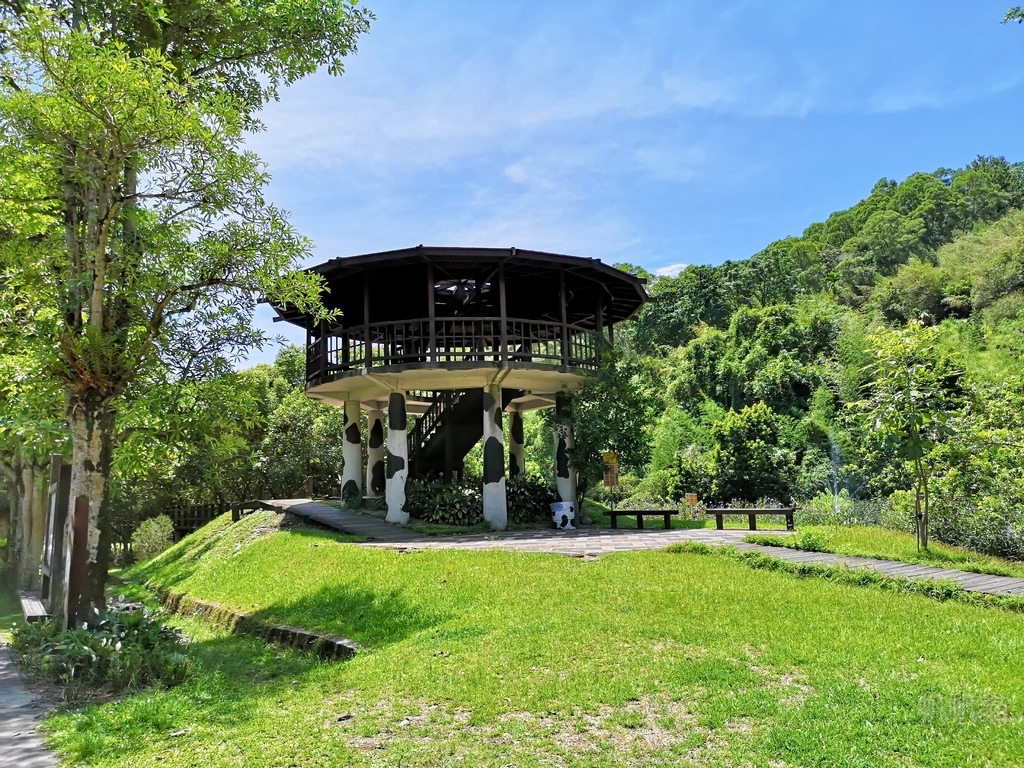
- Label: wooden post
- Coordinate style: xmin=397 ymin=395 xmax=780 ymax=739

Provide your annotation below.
xmin=319 ymin=319 xmax=328 ymax=381
xmin=427 ymin=261 xmax=436 ymax=362
xmin=363 ymin=275 xmax=371 ymax=368
xmin=559 ymin=268 xmax=569 ymax=366
xmin=498 ymin=262 xmax=508 ymax=362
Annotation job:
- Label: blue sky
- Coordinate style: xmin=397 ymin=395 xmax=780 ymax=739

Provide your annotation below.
xmin=244 ymin=0 xmax=1024 ymax=364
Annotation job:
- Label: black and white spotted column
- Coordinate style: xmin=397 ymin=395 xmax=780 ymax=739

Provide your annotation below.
xmin=508 ymin=409 xmax=526 ymax=478
xmin=385 ymin=391 xmax=409 ymax=524
xmin=554 ymin=394 xmax=577 ymax=505
xmin=365 ymin=409 xmax=385 ymax=498
xmin=341 ymin=400 xmax=363 ymax=506
xmin=482 ymin=384 xmax=507 ymax=530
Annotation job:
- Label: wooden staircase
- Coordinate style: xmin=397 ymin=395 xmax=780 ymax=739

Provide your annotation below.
xmin=408 ymin=389 xmax=520 ymax=479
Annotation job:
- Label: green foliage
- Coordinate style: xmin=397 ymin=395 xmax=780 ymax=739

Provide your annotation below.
xmin=130 ymin=515 xmax=175 ymax=563
xmin=405 ymin=478 xmax=483 ymax=526
xmin=796 ymin=490 xmax=910 ymax=531
xmin=567 ymin=345 xmax=653 ymax=505
xmin=709 ymin=402 xmax=796 ymax=503
xmin=850 ymin=321 xmax=962 ymax=549
xmin=505 ymin=474 xmax=558 ymax=524
xmin=11 ymin=606 xmax=188 ymax=700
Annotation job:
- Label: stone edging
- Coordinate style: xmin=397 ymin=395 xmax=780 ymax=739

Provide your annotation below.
xmin=163 ymin=591 xmax=362 ymax=660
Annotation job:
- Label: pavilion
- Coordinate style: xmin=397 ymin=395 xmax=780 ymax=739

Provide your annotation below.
xmin=269 ymin=245 xmax=648 ymax=530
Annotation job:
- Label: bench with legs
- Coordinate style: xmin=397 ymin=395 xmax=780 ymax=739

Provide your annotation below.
xmin=707 ymin=507 xmax=795 ymax=531
xmin=18 ymin=591 xmax=51 ymax=623
xmin=608 ymin=510 xmax=674 ymax=530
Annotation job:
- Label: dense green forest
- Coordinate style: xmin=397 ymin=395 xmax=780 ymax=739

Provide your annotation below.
xmin=610 ymin=155 xmax=1024 ymax=558
xmin=4 ymin=155 xmax=1024 ymax=568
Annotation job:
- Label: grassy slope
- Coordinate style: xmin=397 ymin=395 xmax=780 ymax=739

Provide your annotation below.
xmin=43 ymin=512 xmax=1024 ymax=767
xmin=747 ymin=525 xmax=1024 ymax=579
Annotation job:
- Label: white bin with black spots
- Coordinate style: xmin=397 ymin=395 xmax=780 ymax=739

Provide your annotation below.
xmin=550 ymin=501 xmax=576 ymax=530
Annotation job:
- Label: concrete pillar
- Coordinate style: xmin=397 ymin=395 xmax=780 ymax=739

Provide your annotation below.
xmin=365 ymin=409 xmax=386 ymax=498
xmin=508 ymin=410 xmax=526 ymax=477
xmin=341 ymin=400 xmax=363 ymax=505
xmin=385 ymin=391 xmax=409 ymax=525
xmin=554 ymin=394 xmax=577 ymax=504
xmin=482 ymin=384 xmax=507 ymax=530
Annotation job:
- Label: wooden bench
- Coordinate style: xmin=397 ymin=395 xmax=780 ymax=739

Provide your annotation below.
xmin=18 ymin=591 xmax=51 ymax=623
xmin=707 ymin=507 xmax=795 ymax=531
xmin=608 ymin=510 xmax=674 ymax=530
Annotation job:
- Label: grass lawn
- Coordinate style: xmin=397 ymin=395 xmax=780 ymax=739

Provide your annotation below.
xmin=0 ymin=583 xmax=21 ymax=644
xmin=39 ymin=511 xmax=1024 ymax=767
xmin=746 ymin=525 xmax=1024 ymax=579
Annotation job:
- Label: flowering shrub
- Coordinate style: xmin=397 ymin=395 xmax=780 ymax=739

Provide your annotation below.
xmin=12 ymin=604 xmax=188 ymax=701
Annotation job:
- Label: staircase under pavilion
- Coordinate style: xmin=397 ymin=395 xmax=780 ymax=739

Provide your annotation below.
xmin=268 ymin=246 xmax=648 ymax=530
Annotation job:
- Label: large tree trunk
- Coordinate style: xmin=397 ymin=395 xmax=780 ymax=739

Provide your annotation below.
xmin=58 ymin=397 xmax=117 ymax=625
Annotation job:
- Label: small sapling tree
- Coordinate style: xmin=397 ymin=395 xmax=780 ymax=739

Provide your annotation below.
xmin=851 ymin=321 xmax=961 ymax=550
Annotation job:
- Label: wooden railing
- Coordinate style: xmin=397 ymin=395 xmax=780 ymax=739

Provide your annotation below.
xmin=306 ymin=317 xmax=600 ymax=386
xmin=409 ymin=390 xmax=460 ymax=456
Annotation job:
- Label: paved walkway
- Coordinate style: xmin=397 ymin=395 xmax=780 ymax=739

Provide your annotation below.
xmin=270 ymin=500 xmax=1024 ymax=597
xmin=0 ymin=648 xmax=57 ymax=768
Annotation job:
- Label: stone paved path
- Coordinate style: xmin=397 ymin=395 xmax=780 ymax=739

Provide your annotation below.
xmin=271 ymin=499 xmax=1024 ymax=597
xmin=0 ymin=648 xmax=57 ymax=768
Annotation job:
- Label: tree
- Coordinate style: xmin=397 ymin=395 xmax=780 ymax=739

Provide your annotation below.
xmin=850 ymin=322 xmax=961 ymax=550
xmin=709 ymin=402 xmax=796 ymax=503
xmin=562 ymin=346 xmax=652 ymax=509
xmin=0 ymin=7 xmax=368 ymax=620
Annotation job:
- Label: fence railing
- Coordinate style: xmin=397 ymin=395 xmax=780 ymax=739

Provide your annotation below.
xmin=307 ymin=317 xmax=600 ymax=385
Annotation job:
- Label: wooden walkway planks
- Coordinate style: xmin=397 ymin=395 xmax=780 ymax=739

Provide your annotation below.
xmin=261 ymin=499 xmax=424 ymax=541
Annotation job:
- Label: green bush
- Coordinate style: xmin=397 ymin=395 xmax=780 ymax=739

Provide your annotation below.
xmin=11 ymin=605 xmax=188 ymax=701
xmin=405 ymin=479 xmax=483 ymax=526
xmin=796 ymin=490 xmax=910 ymax=531
xmin=506 ymin=474 xmax=558 ymax=524
xmin=130 ymin=515 xmax=175 ymax=563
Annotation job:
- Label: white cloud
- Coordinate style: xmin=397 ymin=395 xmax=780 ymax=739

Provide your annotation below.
xmin=654 ymin=262 xmax=688 ymax=277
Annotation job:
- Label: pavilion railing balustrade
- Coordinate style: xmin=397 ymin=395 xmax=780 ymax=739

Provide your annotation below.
xmin=306 ymin=317 xmax=600 ymax=385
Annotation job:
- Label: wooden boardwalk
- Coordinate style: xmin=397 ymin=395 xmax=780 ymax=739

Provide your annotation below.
xmin=267 ymin=500 xmax=1024 ymax=597
xmin=261 ymin=499 xmax=425 ymax=541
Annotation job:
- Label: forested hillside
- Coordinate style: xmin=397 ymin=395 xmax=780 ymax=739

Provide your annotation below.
xmin=611 ymin=155 xmax=1024 ymax=558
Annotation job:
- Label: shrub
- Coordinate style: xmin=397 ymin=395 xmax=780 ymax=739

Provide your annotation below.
xmin=405 ymin=479 xmax=483 ymax=526
xmin=11 ymin=605 xmax=188 ymax=701
xmin=506 ymin=474 xmax=558 ymax=524
xmin=130 ymin=514 xmax=175 ymax=562
xmin=797 ymin=490 xmax=910 ymax=531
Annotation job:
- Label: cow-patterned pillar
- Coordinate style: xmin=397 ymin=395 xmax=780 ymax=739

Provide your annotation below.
xmin=365 ymin=409 xmax=386 ymax=498
xmin=508 ymin=409 xmax=526 ymax=478
xmin=341 ymin=401 xmax=363 ymax=506
xmin=554 ymin=393 xmax=577 ymax=504
xmin=482 ymin=384 xmax=507 ymax=530
xmin=385 ymin=391 xmax=409 ymax=524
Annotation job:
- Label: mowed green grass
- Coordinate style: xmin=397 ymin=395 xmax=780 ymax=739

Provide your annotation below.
xmin=748 ymin=525 xmax=1024 ymax=579
xmin=42 ymin=512 xmax=1024 ymax=767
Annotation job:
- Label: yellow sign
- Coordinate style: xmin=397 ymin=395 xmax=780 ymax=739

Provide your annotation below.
xmin=602 ymin=451 xmax=618 ymax=466
xmin=685 ymin=493 xmax=699 ymax=507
